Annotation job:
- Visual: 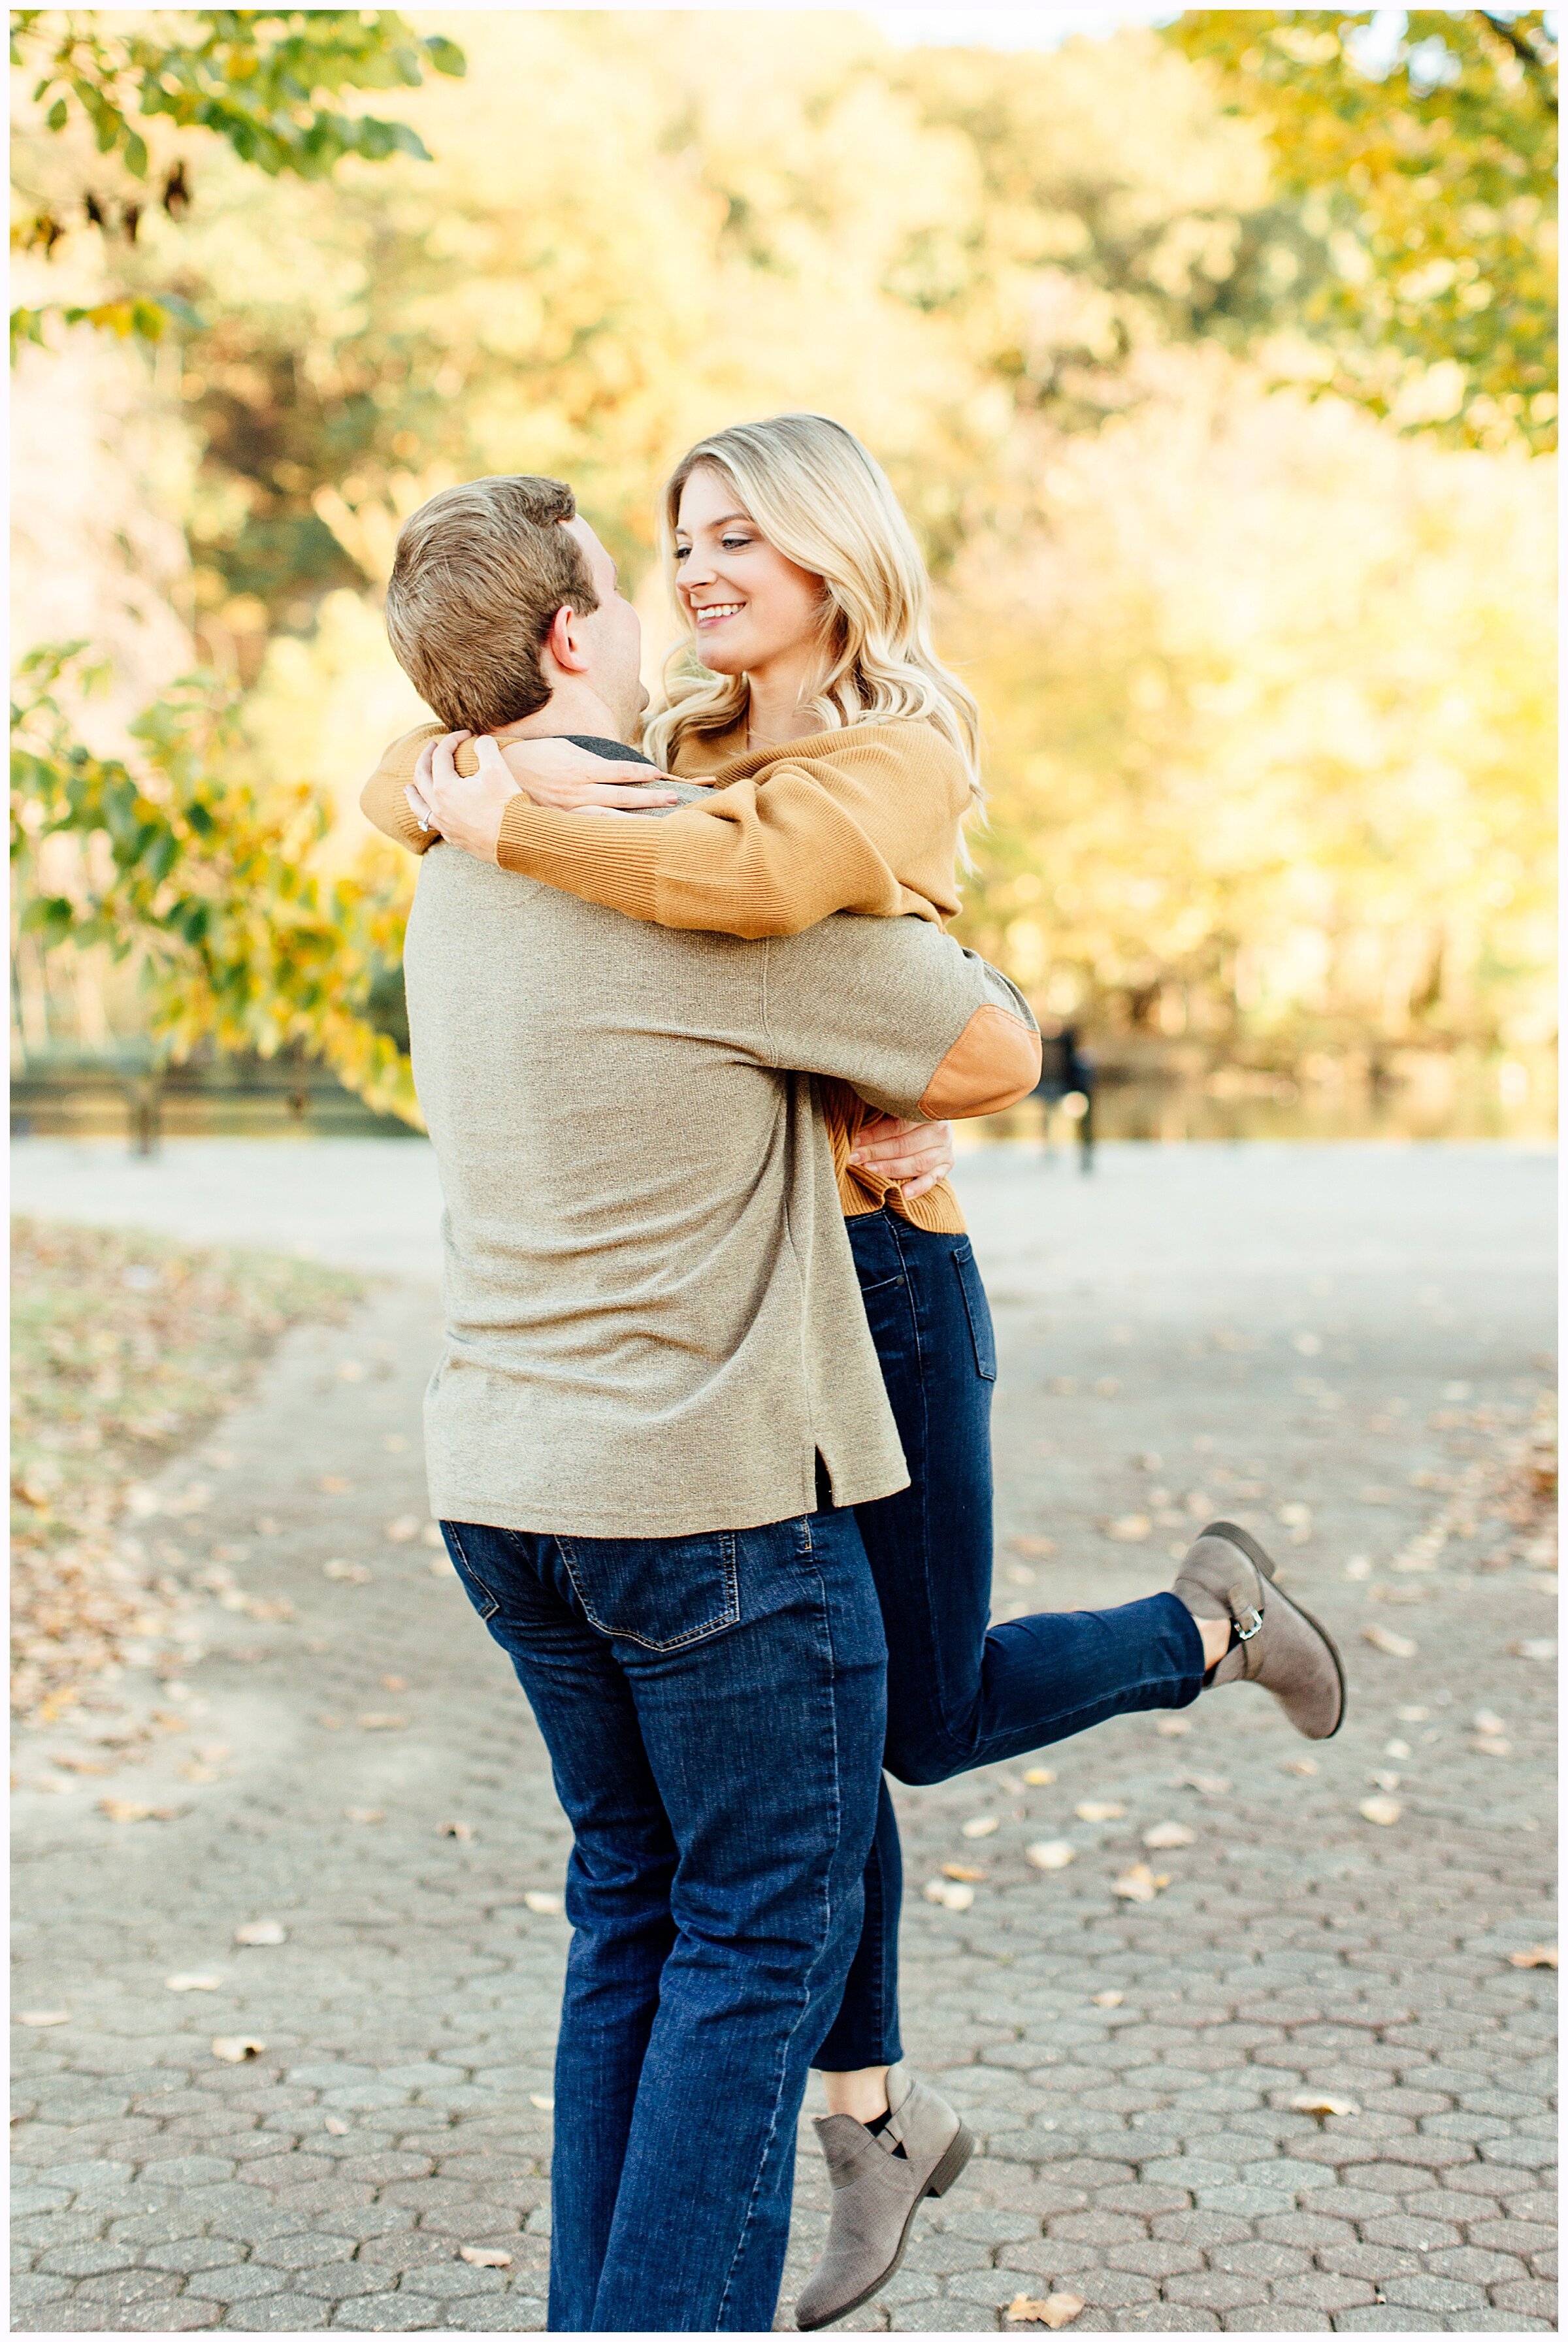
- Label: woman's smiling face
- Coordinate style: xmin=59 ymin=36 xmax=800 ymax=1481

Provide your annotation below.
xmin=673 ymin=463 xmax=826 ymax=677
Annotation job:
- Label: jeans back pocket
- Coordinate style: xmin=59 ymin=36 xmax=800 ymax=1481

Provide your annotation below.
xmin=556 ymin=1530 xmax=741 ymax=1651
xmin=952 ymin=1244 xmax=998 ymax=1381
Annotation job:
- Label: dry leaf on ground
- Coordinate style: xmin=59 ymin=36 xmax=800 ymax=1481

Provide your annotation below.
xmin=1155 ymin=1716 xmax=1190 ymax=1738
xmin=323 ymin=1559 xmax=372 ymax=1584
xmin=1009 ymin=1537 xmax=1056 ymax=1559
xmin=962 ymin=1814 xmax=1000 ymax=1838
xmin=384 ymin=1516 xmax=420 ymax=1542
xmin=234 ymin=1919 xmax=287 ymax=1946
xmin=324 ymin=2116 xmax=350 ymax=2136
xmin=1091 ymin=1990 xmax=1124 ymax=2008
xmin=99 ymin=1798 xmax=155 ymax=1823
xmin=1282 ymin=1757 xmax=1319 ymax=1777
xmin=1075 ymin=1800 xmax=1126 ymax=1823
xmin=1143 ymin=1821 xmax=1195 ymax=1849
xmin=165 ymin=1973 xmax=223 ymax=1992
xmin=943 ymin=1862 xmax=987 ymax=1883
xmin=523 ymin=1890 xmax=564 ymax=1915
xmin=1511 ymin=1637 xmax=1556 ymax=1661
xmin=345 ymin=1808 xmax=385 ymax=1825
xmin=1113 ymin=1862 xmax=1169 ymax=1902
xmin=18 ymin=2009 xmax=70 ymax=2027
xmin=1181 ymin=1772 xmax=1231 ymax=1797
xmin=1292 ymin=2092 xmax=1360 ymax=2119
xmin=211 ymin=2036 xmax=266 ymax=2062
xmin=318 ymin=1475 xmax=353 ymax=1495
xmin=459 ymin=2247 xmax=512 ymax=2269
xmin=924 ymin=1878 xmax=975 ymax=1911
xmin=357 ymin=1713 xmax=408 ymax=1731
xmin=1359 ymin=1794 xmax=1403 ymax=1826
xmin=1022 ymin=1766 xmax=1056 ymax=1786
xmin=1363 ymin=1623 xmax=1417 ymax=1657
xmin=1006 ymin=2293 xmax=1084 ymax=2328
xmin=529 ymin=2092 xmax=555 ymax=2112
xmin=1509 ymin=1944 xmax=1558 ymax=1969
xmin=1105 ymin=1514 xmax=1151 ymax=1542
xmin=1026 ymin=1840 xmax=1076 ymax=1872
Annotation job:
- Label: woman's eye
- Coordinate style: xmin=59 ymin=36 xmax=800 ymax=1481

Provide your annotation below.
xmin=721 ymin=535 xmax=752 ymax=550
xmin=674 ymin=546 xmax=689 ymax=561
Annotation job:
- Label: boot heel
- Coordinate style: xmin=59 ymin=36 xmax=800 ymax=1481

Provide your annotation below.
xmin=924 ymin=2122 xmax=975 ymax=2198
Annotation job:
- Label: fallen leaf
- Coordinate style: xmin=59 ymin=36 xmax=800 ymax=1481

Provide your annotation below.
xmin=1384 ymin=1738 xmax=1412 ymax=1760
xmin=1181 ymin=1772 xmax=1232 ymax=1797
xmin=1154 ymin=1716 xmax=1190 ymax=1738
xmin=99 ymin=1798 xmax=154 ymax=1823
xmin=1512 ymin=1638 xmax=1557 ymax=1661
xmin=962 ymin=1814 xmax=1000 ymax=1839
xmin=1143 ymin=1821 xmax=1195 ymax=1849
xmin=1292 ymin=2091 xmax=1361 ymax=2120
xmin=18 ymin=2010 xmax=70 ymax=2027
xmin=234 ymin=1919 xmax=287 ymax=1946
xmin=1105 ymin=1514 xmax=1151 ymax=1543
xmin=336 ymin=1361 xmax=365 ymax=1382
xmin=1006 ymin=2292 xmax=1084 ymax=2328
xmin=1075 ymin=1800 xmax=1126 ymax=1823
xmin=211 ymin=2036 xmax=266 ymax=2062
xmin=1362 ymin=1624 xmax=1417 ymax=1658
xmin=165 ymin=1973 xmax=223 ymax=1992
xmin=1509 ymin=1945 xmax=1558 ymax=1970
xmin=523 ymin=1890 xmax=564 ymax=1916
xmin=180 ymin=1763 xmax=224 ymax=1784
xmin=1473 ymin=1708 xmax=1507 ymax=1735
xmin=324 ymin=2115 xmax=350 ymax=2136
xmin=1113 ymin=1862 xmax=1166 ymax=1902
xmin=1359 ymin=1795 xmax=1403 ymax=1827
xmin=1026 ymin=1839 xmax=1076 ymax=1872
xmin=924 ymin=1878 xmax=975 ymax=1911
xmin=1009 ymin=1536 xmax=1056 ymax=1559
xmin=255 ymin=1516 xmax=281 ymax=1536
xmin=440 ymin=1821 xmax=475 ymax=1840
xmin=384 ymin=1515 xmax=420 ymax=1543
xmin=345 ymin=1808 xmax=385 ymax=1825
xmin=323 ymin=1558 xmax=372 ymax=1584
xmin=459 ymin=2247 xmax=512 ymax=2269
xmin=380 ymin=1674 xmax=407 ymax=1692
xmin=1343 ymin=1555 xmax=1372 ymax=1580
xmin=1090 ymin=1990 xmax=1124 ymax=2008
xmin=1281 ymin=1757 xmax=1319 ymax=1778
xmin=943 ymin=1862 xmax=987 ymax=1883
xmin=50 ymin=1755 xmax=108 ymax=1774
xmin=529 ymin=2092 xmax=555 ymax=2111
xmin=357 ymin=1714 xmax=408 ymax=1732
xmin=1468 ymin=1734 xmax=1513 ymax=1757
xmin=318 ymin=1476 xmax=353 ymax=1494
xmin=1022 ymin=1767 xmax=1056 ymax=1787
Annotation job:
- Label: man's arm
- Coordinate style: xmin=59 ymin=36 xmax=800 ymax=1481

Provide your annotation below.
xmin=753 ymin=914 xmax=1041 ymax=1122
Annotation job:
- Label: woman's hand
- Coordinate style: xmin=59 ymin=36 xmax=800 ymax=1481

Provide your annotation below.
xmin=406 ymin=731 xmax=679 ymax=862
xmin=848 ymin=1113 xmax=956 ymax=1202
xmin=496 ymin=734 xmax=680 ymax=813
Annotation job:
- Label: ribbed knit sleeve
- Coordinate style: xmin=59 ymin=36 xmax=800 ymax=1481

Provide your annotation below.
xmin=359 ymin=724 xmax=444 ymax=856
xmin=496 ymin=798 xmax=661 ymax=922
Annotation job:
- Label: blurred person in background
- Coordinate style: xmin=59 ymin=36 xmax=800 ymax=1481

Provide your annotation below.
xmin=365 ymin=417 xmax=1346 ymax=2331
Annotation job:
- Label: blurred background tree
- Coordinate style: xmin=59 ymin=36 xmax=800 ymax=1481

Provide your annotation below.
xmin=10 ymin=9 xmax=1557 ymax=1135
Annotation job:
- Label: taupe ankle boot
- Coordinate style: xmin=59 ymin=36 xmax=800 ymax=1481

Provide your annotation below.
xmin=794 ymin=2062 xmax=973 ymax=2331
xmin=1174 ymin=1518 xmax=1346 ymax=1739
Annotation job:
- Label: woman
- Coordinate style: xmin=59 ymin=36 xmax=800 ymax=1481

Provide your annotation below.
xmin=363 ymin=412 xmax=1345 ymax=2330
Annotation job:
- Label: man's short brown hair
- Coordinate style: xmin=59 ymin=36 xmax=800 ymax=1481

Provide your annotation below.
xmin=384 ymin=474 xmax=599 ymax=732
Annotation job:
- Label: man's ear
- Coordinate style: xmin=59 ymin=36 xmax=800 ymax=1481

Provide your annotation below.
xmin=544 ymin=602 xmax=590 ymax=675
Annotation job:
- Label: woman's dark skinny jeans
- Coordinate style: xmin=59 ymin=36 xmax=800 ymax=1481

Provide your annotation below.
xmin=813 ymin=1207 xmax=1205 ymax=2072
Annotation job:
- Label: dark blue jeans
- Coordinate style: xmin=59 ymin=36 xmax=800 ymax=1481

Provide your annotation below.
xmin=813 ymin=1209 xmax=1207 ymax=2072
xmin=442 ymin=1508 xmax=886 ymax=2333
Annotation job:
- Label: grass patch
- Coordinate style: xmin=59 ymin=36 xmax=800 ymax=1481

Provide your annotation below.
xmin=11 ymin=1218 xmax=363 ymax=1723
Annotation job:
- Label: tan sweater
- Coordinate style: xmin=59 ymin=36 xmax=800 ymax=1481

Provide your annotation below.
xmin=406 ymin=843 xmax=1039 ymax=1534
xmin=362 ymin=717 xmax=985 ymax=1231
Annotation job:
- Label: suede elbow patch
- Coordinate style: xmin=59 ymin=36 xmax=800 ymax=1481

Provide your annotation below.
xmin=919 ymin=1006 xmax=1042 ymax=1120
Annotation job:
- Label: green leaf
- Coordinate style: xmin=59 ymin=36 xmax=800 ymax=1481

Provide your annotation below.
xmin=46 ymin=97 xmax=67 ymax=130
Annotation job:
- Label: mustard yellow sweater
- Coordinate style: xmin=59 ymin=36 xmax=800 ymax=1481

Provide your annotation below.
xmin=361 ymin=716 xmax=1003 ymax=1233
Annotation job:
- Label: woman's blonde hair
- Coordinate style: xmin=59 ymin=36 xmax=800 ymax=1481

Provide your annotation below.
xmin=640 ymin=412 xmax=982 ymax=799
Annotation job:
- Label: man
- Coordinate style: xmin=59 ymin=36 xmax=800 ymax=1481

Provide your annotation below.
xmin=375 ymin=474 xmax=1039 ymax=2332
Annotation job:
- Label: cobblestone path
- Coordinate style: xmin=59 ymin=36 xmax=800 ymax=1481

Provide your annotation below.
xmin=11 ymin=1142 xmax=1557 ymax=2334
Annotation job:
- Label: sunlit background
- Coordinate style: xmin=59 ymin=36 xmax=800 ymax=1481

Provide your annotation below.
xmin=10 ymin=7 xmax=1557 ymax=1143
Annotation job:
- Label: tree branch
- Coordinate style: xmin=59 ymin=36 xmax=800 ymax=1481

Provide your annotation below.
xmin=1477 ymin=12 xmax=1559 ymax=115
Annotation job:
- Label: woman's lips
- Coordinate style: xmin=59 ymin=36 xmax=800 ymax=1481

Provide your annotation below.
xmin=693 ymin=602 xmax=744 ymax=628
